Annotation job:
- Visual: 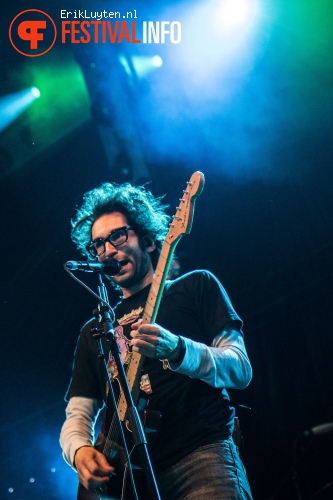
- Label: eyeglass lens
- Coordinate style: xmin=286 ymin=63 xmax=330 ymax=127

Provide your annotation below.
xmin=90 ymin=227 xmax=129 ymax=256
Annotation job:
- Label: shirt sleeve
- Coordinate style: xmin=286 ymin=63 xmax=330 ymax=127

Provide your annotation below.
xmin=164 ymin=271 xmax=252 ymax=389
xmin=59 ymin=396 xmax=103 ymax=469
xmin=65 ymin=319 xmax=108 ymax=402
xmin=169 ymin=324 xmax=252 ymax=389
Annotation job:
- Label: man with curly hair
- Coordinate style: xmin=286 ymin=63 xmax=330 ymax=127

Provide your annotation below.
xmin=60 ymin=181 xmax=253 ymax=499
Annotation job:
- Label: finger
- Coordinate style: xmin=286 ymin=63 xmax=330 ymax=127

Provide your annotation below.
xmin=80 ymin=453 xmax=113 ymax=475
xmin=79 ymin=465 xmax=110 ymax=491
xmin=131 ymin=343 xmax=157 ymax=357
xmin=80 ymin=458 xmax=115 ymax=490
xmin=130 ymin=333 xmax=159 ymax=345
xmin=131 ymin=318 xmax=143 ymax=330
xmin=94 ymin=452 xmax=115 ymax=474
xmin=137 ymin=323 xmax=159 ymax=335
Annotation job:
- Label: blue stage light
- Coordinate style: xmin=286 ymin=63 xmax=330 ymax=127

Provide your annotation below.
xmin=152 ymin=55 xmax=163 ymax=68
xmin=0 ymin=87 xmax=41 ymax=133
xmin=118 ymin=54 xmax=164 ymax=78
xmin=31 ymin=87 xmax=41 ymax=98
xmin=217 ymin=0 xmax=259 ymax=30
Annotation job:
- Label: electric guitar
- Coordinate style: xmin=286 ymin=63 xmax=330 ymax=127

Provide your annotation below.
xmin=77 ymin=171 xmax=205 ymax=500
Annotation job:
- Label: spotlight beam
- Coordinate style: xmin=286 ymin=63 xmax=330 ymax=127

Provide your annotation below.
xmin=0 ymin=87 xmax=40 ymax=133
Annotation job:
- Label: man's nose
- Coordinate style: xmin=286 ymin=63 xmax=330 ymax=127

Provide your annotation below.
xmin=104 ymin=241 xmax=118 ymax=257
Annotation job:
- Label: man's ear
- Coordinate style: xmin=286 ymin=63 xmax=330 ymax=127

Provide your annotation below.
xmin=139 ymin=235 xmax=156 ymax=253
xmin=145 ymin=237 xmax=156 ymax=253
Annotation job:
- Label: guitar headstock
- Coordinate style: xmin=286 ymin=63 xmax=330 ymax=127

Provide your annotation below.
xmin=167 ymin=171 xmax=205 ymax=244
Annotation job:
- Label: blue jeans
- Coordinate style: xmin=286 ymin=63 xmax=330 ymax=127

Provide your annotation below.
xmin=155 ymin=438 xmax=253 ymax=500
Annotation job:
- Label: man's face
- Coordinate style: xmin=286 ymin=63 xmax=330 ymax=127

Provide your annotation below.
xmin=91 ymin=212 xmax=155 ymax=297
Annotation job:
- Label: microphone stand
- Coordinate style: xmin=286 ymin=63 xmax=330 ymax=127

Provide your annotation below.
xmin=93 ymin=272 xmax=160 ymax=500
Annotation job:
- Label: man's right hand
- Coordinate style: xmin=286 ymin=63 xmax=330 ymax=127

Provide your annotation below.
xmin=75 ymin=446 xmax=115 ymax=491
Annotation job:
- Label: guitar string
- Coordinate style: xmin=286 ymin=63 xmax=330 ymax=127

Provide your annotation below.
xmin=101 ymin=381 xmax=139 ymax=500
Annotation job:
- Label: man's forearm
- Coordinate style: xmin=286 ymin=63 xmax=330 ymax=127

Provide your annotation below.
xmin=169 ymin=329 xmax=252 ymax=389
xmin=60 ymin=396 xmax=102 ymax=469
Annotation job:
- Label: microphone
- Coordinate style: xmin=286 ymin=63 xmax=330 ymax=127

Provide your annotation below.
xmin=64 ymin=259 xmax=121 ymax=276
xmin=303 ymin=422 xmax=333 ymax=437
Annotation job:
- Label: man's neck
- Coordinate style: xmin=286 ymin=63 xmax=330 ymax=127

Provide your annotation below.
xmin=121 ymin=269 xmax=154 ymax=298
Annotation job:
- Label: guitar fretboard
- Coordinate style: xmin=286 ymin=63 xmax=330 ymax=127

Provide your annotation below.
xmin=117 ymin=241 xmax=174 ymax=421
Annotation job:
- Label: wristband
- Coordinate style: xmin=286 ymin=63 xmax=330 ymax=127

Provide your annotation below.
xmin=161 ymin=336 xmax=185 ymax=370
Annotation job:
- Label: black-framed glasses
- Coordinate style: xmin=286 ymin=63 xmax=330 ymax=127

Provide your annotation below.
xmin=86 ymin=226 xmax=133 ymax=258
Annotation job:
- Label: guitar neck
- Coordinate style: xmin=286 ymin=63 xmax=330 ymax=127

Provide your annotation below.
xmin=143 ymin=241 xmax=174 ymax=324
xmin=117 ymin=242 xmax=174 ymax=421
xmin=117 ymin=171 xmax=205 ymax=422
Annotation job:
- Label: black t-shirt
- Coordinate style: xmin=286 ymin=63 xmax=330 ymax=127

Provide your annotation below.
xmin=66 ymin=270 xmax=242 ymax=471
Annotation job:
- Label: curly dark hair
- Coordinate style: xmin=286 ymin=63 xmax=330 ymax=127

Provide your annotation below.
xmin=71 ymin=182 xmax=170 ymax=268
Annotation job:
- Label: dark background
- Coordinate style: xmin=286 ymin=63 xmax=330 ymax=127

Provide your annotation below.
xmin=1 ymin=1 xmax=332 ymax=499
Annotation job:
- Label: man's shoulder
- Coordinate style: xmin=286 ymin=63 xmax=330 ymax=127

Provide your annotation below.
xmin=163 ymin=269 xmax=220 ymax=297
xmin=167 ymin=269 xmax=218 ymax=286
xmin=79 ymin=317 xmax=100 ymax=337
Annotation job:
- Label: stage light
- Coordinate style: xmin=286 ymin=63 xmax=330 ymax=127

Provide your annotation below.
xmin=152 ymin=55 xmax=163 ymax=68
xmin=0 ymin=87 xmax=40 ymax=133
xmin=205 ymin=0 xmax=260 ymax=47
xmin=217 ymin=0 xmax=258 ymax=30
xmin=0 ymin=50 xmax=91 ymax=176
xmin=31 ymin=86 xmax=41 ymax=98
xmin=165 ymin=0 xmax=261 ymax=90
xmin=118 ymin=54 xmax=163 ymax=79
xmin=133 ymin=54 xmax=164 ymax=77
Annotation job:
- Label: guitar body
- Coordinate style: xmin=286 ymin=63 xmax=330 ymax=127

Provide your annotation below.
xmin=78 ymin=476 xmax=138 ymax=500
xmin=77 ymin=441 xmax=144 ymax=500
xmin=77 ymin=437 xmax=129 ymax=500
xmin=77 ymin=462 xmax=140 ymax=500
xmin=77 ymin=409 xmax=161 ymax=500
